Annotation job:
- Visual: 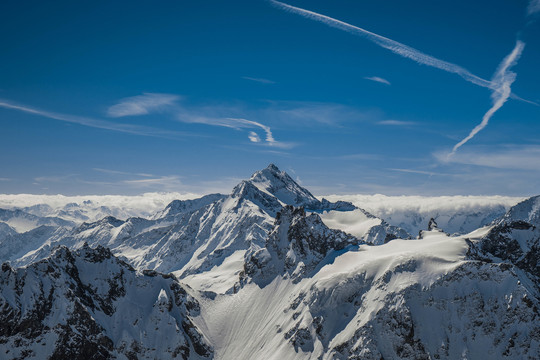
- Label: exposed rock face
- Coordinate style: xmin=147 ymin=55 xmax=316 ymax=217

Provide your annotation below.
xmin=0 ymin=245 xmax=212 ymax=360
xmin=418 ymin=217 xmax=447 ymax=239
xmin=244 ymin=206 xmax=360 ymax=285
xmin=312 ymin=261 xmax=540 ymax=359
xmin=469 ymin=195 xmax=540 ymax=282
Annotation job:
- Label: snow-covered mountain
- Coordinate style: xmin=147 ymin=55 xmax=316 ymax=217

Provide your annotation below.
xmin=0 ymin=165 xmax=406 ymax=279
xmin=469 ymin=195 xmax=540 ymax=281
xmin=0 ymin=208 xmax=75 ymax=233
xmin=195 ymin=218 xmax=540 ymax=359
xmin=0 ymin=244 xmax=212 ymax=359
xmin=243 ymin=206 xmax=359 ymax=286
xmin=1 ymin=165 xmax=539 ymax=359
xmin=0 ymin=193 xmax=196 ymax=223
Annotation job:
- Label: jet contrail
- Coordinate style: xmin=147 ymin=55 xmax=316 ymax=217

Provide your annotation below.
xmin=270 ymin=1 xmax=533 ymax=154
xmin=450 ymin=41 xmax=525 ymax=155
xmin=270 ymin=0 xmax=493 ymax=90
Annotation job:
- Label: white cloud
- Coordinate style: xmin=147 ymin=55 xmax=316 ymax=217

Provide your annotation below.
xmin=0 ymin=99 xmax=184 ymax=139
xmin=248 ymin=131 xmax=261 ymax=142
xmin=322 ymin=193 xmax=522 ymax=217
xmin=322 ymin=193 xmax=523 ymax=235
xmin=242 ymin=76 xmax=276 ymax=84
xmin=450 ymin=41 xmax=525 ymax=155
xmin=107 ymin=93 xmax=180 ymax=117
xmin=0 ymin=192 xmax=202 ymax=219
xmin=107 ymin=93 xmax=290 ymax=148
xmin=176 ymin=111 xmax=295 ymax=148
xmin=364 ymin=76 xmax=391 ymax=85
xmin=389 ymin=168 xmax=446 ymax=176
xmin=377 ymin=120 xmax=416 ymax=126
xmin=122 ymin=176 xmax=184 ymax=190
xmin=93 ymin=168 xmax=155 ymax=178
xmin=528 ymin=0 xmax=540 ymax=15
xmin=275 ymin=101 xmax=371 ymax=126
xmin=437 ymin=145 xmax=540 ymax=171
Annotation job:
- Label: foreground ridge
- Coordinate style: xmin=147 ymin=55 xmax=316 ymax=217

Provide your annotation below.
xmin=0 ymin=244 xmax=212 ymax=359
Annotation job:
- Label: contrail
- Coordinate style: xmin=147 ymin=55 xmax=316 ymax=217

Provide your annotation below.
xmin=450 ymin=41 xmax=525 ymax=155
xmin=270 ymin=0 xmax=493 ymax=90
xmin=270 ymin=1 xmax=534 ymax=153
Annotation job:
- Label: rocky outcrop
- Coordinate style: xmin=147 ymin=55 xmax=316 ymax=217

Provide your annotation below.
xmin=0 ymin=244 xmax=212 ymax=359
xmin=243 ymin=206 xmax=359 ymax=285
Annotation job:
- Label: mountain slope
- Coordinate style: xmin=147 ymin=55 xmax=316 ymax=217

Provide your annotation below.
xmin=469 ymin=195 xmax=540 ymax=282
xmin=0 ymin=208 xmax=75 ymax=233
xmin=243 ymin=206 xmax=359 ymax=286
xmin=0 ymin=244 xmax=212 ymax=360
xmin=198 ymin=226 xmax=540 ymax=360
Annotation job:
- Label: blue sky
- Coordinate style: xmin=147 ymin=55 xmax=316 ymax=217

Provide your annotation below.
xmin=1 ymin=0 xmax=539 ymax=196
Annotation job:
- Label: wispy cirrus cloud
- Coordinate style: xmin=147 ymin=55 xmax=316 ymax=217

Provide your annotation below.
xmin=389 ymin=168 xmax=447 ymax=176
xmin=274 ymin=101 xmax=371 ymax=126
xmin=242 ymin=76 xmax=276 ymax=84
xmin=270 ymin=0 xmax=493 ymax=90
xmin=364 ymin=76 xmax=391 ymax=85
xmin=107 ymin=93 xmax=180 ymax=117
xmin=122 ymin=176 xmax=183 ymax=189
xmin=33 ymin=170 xmax=186 ymax=192
xmin=248 ymin=131 xmax=261 ymax=143
xmin=528 ymin=0 xmax=540 ymax=15
xmin=450 ymin=41 xmax=525 ymax=155
xmin=93 ymin=168 xmax=154 ymax=178
xmin=0 ymin=98 xmax=187 ymax=139
xmin=109 ymin=93 xmax=294 ymax=149
xmin=377 ymin=120 xmax=416 ymax=126
xmin=437 ymin=144 xmax=540 ymax=171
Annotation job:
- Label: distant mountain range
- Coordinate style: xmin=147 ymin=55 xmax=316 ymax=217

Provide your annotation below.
xmin=1 ymin=164 xmax=538 ymax=359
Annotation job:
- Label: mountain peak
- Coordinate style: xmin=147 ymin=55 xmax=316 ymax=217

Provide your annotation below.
xmin=248 ymin=164 xmax=320 ymax=208
xmin=265 ymin=163 xmax=280 ymax=172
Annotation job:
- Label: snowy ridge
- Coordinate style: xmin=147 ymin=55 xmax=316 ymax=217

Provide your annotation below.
xmin=324 ymin=194 xmax=521 ymax=235
xmin=0 ymin=208 xmax=75 ymax=233
xmin=469 ymin=195 xmax=540 ymax=281
xmin=0 ymin=192 xmax=201 ymax=222
xmin=151 ymin=194 xmax=227 ymax=220
xmin=249 ymin=164 xmax=320 ymax=208
xmin=197 ymin=225 xmax=540 ymax=359
xmin=243 ymin=206 xmax=359 ymax=286
xmin=0 ymin=244 xmax=212 ymax=359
